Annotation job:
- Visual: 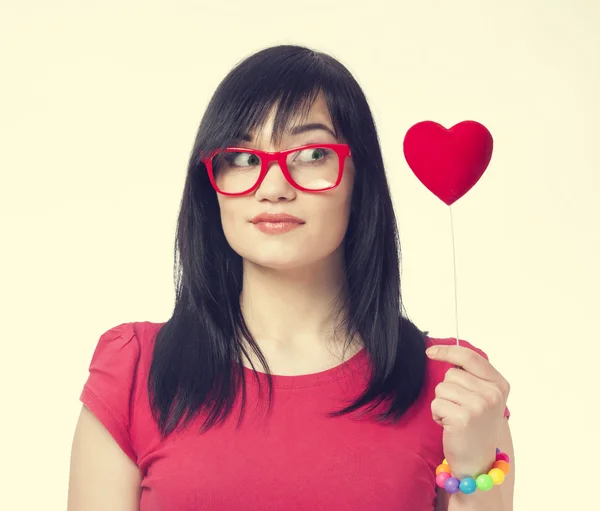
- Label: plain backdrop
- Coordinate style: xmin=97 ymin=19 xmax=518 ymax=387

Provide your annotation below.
xmin=1 ymin=1 xmax=598 ymax=509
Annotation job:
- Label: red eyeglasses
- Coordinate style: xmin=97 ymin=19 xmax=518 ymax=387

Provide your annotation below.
xmin=201 ymin=143 xmax=352 ymax=196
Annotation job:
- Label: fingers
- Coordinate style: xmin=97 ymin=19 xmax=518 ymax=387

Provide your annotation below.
xmin=427 ymin=345 xmax=502 ymax=383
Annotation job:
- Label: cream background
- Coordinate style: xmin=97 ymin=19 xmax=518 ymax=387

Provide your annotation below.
xmin=1 ymin=0 xmax=598 ymax=509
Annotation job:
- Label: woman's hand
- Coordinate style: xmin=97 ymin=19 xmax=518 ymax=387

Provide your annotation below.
xmin=426 ymin=344 xmax=510 ymax=480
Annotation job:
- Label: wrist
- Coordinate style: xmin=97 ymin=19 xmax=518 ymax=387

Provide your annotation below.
xmin=450 ymin=451 xmax=497 ymax=480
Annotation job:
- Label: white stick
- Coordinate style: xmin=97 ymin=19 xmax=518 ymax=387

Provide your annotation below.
xmin=449 ymin=205 xmax=460 ymax=347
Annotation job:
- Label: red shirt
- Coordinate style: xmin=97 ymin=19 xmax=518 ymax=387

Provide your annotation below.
xmin=80 ymin=321 xmax=510 ymax=510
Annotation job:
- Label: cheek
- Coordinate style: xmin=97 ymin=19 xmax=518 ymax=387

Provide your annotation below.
xmin=292 ymin=183 xmax=354 ymax=259
xmin=218 ymin=199 xmax=248 ymax=251
xmin=308 ymin=193 xmax=352 ymax=243
xmin=301 ymin=161 xmax=354 ymax=242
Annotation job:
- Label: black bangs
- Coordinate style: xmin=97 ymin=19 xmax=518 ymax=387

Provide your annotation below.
xmin=193 ymin=45 xmax=349 ymax=160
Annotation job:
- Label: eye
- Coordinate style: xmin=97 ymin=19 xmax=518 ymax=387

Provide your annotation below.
xmin=295 ymin=148 xmax=329 ymax=162
xmin=226 ymin=152 xmax=261 ymax=167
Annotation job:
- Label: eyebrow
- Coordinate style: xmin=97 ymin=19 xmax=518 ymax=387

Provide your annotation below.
xmin=237 ymin=122 xmax=337 ymax=142
xmin=289 ymin=123 xmax=337 ymax=138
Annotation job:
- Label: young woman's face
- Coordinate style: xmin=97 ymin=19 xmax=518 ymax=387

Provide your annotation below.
xmin=216 ymin=94 xmax=355 ymax=271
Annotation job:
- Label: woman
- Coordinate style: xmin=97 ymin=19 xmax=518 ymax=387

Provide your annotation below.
xmin=68 ymin=45 xmax=514 ymax=511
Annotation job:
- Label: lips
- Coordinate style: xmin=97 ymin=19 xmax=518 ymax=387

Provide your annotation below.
xmin=250 ymin=212 xmax=305 ymax=235
xmin=251 ymin=213 xmax=305 ymax=224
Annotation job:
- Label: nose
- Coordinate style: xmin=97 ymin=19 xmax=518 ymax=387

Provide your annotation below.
xmin=254 ymin=160 xmax=296 ymax=201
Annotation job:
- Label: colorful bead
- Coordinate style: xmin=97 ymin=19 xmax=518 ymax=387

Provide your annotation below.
xmin=493 ymin=460 xmax=510 ymax=475
xmin=489 ymin=468 xmax=506 ymax=485
xmin=459 ymin=477 xmax=477 ymax=494
xmin=475 ymin=474 xmax=494 ymax=491
xmin=436 ymin=472 xmax=451 ymax=488
xmin=437 ymin=448 xmax=510 ymax=495
xmin=496 ymin=452 xmax=510 ymax=463
xmin=436 ymin=464 xmax=451 ymax=476
xmin=444 ymin=477 xmax=461 ymax=494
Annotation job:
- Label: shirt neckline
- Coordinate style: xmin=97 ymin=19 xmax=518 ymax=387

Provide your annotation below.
xmin=239 ymin=347 xmax=370 ymax=389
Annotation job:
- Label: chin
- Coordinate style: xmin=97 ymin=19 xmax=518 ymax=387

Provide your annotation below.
xmin=237 ymin=245 xmax=327 ymax=272
xmin=227 ymin=233 xmax=345 ymax=272
xmin=245 ymin=253 xmax=314 ymax=271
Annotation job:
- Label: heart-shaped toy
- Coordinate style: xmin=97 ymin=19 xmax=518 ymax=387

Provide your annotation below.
xmin=403 ymin=121 xmax=493 ymax=205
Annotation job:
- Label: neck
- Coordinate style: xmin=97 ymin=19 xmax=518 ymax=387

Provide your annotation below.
xmin=238 ymin=249 xmax=362 ymax=370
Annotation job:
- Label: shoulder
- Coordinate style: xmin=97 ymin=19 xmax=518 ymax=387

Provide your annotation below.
xmin=99 ymin=320 xmax=164 ymax=343
xmin=83 ymin=320 xmax=164 ymax=394
xmin=91 ymin=321 xmax=164 ymax=359
xmin=83 ymin=321 xmax=166 ymax=413
xmin=80 ymin=320 xmax=166 ymax=464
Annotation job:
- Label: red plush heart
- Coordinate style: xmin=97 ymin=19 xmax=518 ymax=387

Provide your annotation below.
xmin=403 ymin=121 xmax=493 ymax=206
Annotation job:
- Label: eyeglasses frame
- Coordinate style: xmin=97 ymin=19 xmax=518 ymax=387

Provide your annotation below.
xmin=201 ymin=143 xmax=352 ymax=196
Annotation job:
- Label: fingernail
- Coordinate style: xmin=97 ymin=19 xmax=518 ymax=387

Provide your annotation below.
xmin=426 ymin=347 xmax=438 ymax=357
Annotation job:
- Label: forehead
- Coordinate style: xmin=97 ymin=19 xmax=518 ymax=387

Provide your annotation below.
xmin=247 ymin=93 xmax=336 ymax=144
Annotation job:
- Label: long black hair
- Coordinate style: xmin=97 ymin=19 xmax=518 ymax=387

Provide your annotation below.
xmin=148 ymin=44 xmax=428 ymax=438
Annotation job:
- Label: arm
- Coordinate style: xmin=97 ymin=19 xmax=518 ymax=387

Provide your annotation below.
xmin=67 ymin=405 xmax=142 ymax=511
xmin=435 ymin=417 xmax=515 ymax=511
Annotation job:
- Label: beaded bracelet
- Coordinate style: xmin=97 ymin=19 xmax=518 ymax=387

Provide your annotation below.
xmin=435 ymin=448 xmax=511 ymax=494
